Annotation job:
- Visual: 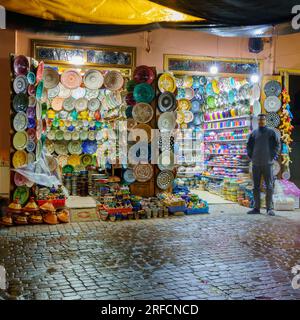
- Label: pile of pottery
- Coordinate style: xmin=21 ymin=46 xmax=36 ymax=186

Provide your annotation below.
xmin=0 ymin=198 xmax=70 ymax=226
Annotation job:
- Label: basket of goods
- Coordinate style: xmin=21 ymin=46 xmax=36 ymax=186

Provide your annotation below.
xmin=185 ymin=199 xmax=209 ymax=214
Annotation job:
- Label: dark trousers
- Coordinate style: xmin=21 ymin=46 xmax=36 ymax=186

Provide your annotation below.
xmin=252 ymin=164 xmax=274 ymax=210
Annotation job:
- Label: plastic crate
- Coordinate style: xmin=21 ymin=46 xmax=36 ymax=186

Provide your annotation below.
xmin=37 ymin=199 xmax=66 ymax=208
xmin=168 ymin=205 xmax=186 ymax=213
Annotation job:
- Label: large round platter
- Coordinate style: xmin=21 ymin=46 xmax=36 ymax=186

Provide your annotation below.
xmin=13 ymin=75 xmax=28 ymax=94
xmin=58 ymin=83 xmax=71 ymax=98
xmin=156 ymin=170 xmax=174 ymax=190
xmin=13 ymin=55 xmax=29 ymax=76
xmin=88 ymin=98 xmax=101 ymax=112
xmin=264 ymin=96 xmax=281 ymax=112
xmin=266 ymin=112 xmax=281 ymax=128
xmin=158 ymin=112 xmax=176 ymax=131
xmin=54 ymin=141 xmax=68 ymax=155
xmin=132 ymin=103 xmax=154 ymax=123
xmin=158 ymin=151 xmax=175 ymax=171
xmin=13 ymin=131 xmax=28 ymax=150
xmin=133 ymin=164 xmax=154 ymax=182
xmin=83 ymin=69 xmax=104 ymax=89
xmin=13 ymin=93 xmax=29 ymax=113
xmin=63 ymin=96 xmax=75 ymax=111
xmin=103 ymin=71 xmax=124 ymax=91
xmin=47 ymin=85 xmax=60 ymax=98
xmin=123 ymin=169 xmax=136 ymax=184
xmin=75 ymin=98 xmax=88 ymax=112
xmin=43 ymin=68 xmax=59 ymax=89
xmin=253 ymin=100 xmax=261 ymax=116
xmin=68 ymin=141 xmax=82 ymax=155
xmin=61 ymin=69 xmax=82 ymax=89
xmin=12 ymin=150 xmax=27 ymax=168
xmin=13 ymin=112 xmax=28 ymax=132
xmin=82 ymin=140 xmax=97 ymax=154
xmin=264 ymin=80 xmax=281 ymax=97
xmin=158 ymin=73 xmax=176 ymax=93
xmin=158 ymin=91 xmax=176 ymax=112
xmin=133 ymin=65 xmax=155 ymax=84
xmin=13 ymin=186 xmax=30 ymax=206
xmin=133 ymin=83 xmax=155 ymax=103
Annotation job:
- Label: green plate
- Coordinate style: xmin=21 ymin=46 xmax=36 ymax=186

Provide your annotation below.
xmin=133 ymin=83 xmax=155 ymax=103
xmin=13 ymin=186 xmax=30 ymax=206
xmin=36 ymin=80 xmax=44 ymax=100
xmin=62 ymin=164 xmax=74 ymax=174
xmin=80 ymin=154 xmax=93 ymax=166
xmin=206 ymin=95 xmax=216 ymax=109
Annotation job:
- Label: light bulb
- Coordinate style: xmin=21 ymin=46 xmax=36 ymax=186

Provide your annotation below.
xmin=210 ymin=65 xmax=218 ymax=75
xmin=250 ymin=74 xmax=259 ymax=83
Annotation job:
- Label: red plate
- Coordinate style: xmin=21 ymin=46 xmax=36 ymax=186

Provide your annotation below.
xmin=36 ymin=61 xmax=44 ymax=82
xmin=27 ymin=128 xmax=36 ymax=140
xmin=14 ymin=172 xmax=28 ymax=187
xmin=133 ymin=65 xmax=155 ymax=84
xmin=13 ymin=55 xmax=29 ymax=76
xmin=27 ymin=84 xmax=36 ymax=96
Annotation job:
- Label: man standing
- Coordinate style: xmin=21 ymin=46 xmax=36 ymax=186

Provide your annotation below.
xmin=246 ymin=113 xmax=281 ymax=216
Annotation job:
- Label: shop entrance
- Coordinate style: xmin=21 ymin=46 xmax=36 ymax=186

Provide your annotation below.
xmin=288 ymin=74 xmax=300 ymax=188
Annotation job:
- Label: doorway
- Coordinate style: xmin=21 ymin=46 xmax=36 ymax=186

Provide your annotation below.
xmin=287 ymin=74 xmax=300 ymax=188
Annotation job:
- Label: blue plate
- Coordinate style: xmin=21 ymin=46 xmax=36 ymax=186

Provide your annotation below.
xmin=133 ymin=83 xmax=155 ymax=103
xmin=206 ymin=83 xmax=214 ymax=96
xmin=192 ymin=76 xmax=200 ymax=88
xmin=123 ymin=169 xmax=136 ymax=184
xmin=199 ymin=76 xmax=207 ymax=86
xmin=82 ymin=140 xmax=97 ymax=154
xmin=191 ymin=99 xmax=201 ymax=113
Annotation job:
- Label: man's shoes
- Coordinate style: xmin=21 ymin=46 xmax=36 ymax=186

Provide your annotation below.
xmin=267 ymin=209 xmax=275 ymax=216
xmin=247 ymin=208 xmax=261 ymax=214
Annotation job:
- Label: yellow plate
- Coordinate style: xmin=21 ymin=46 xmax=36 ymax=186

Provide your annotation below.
xmin=176 ymin=111 xmax=185 ymax=124
xmin=158 ymin=73 xmax=176 ymax=93
xmin=13 ymin=131 xmax=28 ymax=150
xmin=177 ymin=98 xmax=191 ymax=111
xmin=212 ymin=80 xmax=220 ymax=94
xmin=67 ymin=154 xmax=81 ymax=166
xmin=12 ymin=150 xmax=27 ymax=168
xmin=183 ymin=76 xmax=193 ymax=88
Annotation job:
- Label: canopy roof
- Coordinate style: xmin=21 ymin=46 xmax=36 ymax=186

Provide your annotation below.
xmin=1 ymin=0 xmax=299 ymax=36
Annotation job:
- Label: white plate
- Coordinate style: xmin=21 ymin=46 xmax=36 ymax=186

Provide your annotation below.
xmin=264 ymin=96 xmax=281 ymax=112
xmin=251 ymin=83 xmax=260 ymax=101
xmin=253 ymin=100 xmax=261 ymax=116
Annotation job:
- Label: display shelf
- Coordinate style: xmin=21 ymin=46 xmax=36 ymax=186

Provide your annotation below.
xmin=203 ymin=125 xmax=249 ymax=131
xmin=204 ymin=139 xmax=248 ymax=143
xmin=204 ymin=163 xmax=249 ymax=169
xmin=201 ymin=174 xmax=238 ymax=180
xmin=204 ymin=152 xmax=248 ymax=156
xmin=203 ymin=115 xmax=251 ymax=123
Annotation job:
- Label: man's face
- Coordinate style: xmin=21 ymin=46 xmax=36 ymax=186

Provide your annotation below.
xmin=258 ymin=116 xmax=266 ymax=127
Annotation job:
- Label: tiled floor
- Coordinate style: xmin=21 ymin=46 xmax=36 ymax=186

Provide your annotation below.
xmin=0 ymin=204 xmax=300 ymax=300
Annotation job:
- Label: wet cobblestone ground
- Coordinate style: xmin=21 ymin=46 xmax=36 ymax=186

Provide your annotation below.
xmin=0 ymin=204 xmax=300 ymax=300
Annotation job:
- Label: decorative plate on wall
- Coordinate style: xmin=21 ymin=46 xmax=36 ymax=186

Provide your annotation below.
xmin=156 ymin=170 xmax=174 ymax=190
xmin=264 ymin=96 xmax=281 ymax=112
xmin=158 ymin=112 xmax=176 ymax=131
xmin=133 ymin=164 xmax=154 ymax=182
xmin=158 ymin=73 xmax=176 ymax=93
xmin=83 ymin=69 xmax=104 ymax=89
xmin=132 ymin=103 xmax=154 ymax=123
xmin=264 ymin=80 xmax=281 ymax=97
xmin=43 ymin=68 xmax=60 ymax=89
xmin=133 ymin=65 xmax=155 ymax=84
xmin=158 ymin=92 xmax=176 ymax=112
xmin=61 ymin=69 xmax=82 ymax=89
xmin=103 ymin=71 xmax=124 ymax=91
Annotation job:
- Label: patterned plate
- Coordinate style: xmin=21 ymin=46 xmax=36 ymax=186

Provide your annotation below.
xmin=158 ymin=92 xmax=176 ymax=112
xmin=185 ymin=87 xmax=195 ymax=100
xmin=177 ymin=98 xmax=191 ymax=111
xmin=71 ymin=87 xmax=86 ymax=99
xmin=54 ymin=141 xmax=68 ymax=155
xmin=158 ymin=73 xmax=176 ymax=93
xmin=27 ymin=85 xmax=36 ymax=96
xmin=13 ymin=75 xmax=28 ymax=94
xmin=282 ymin=170 xmax=290 ymax=180
xmin=83 ymin=69 xmax=104 ymax=89
xmin=36 ymin=61 xmax=44 ymax=82
xmin=183 ymin=111 xmax=194 ymax=123
xmin=266 ymin=112 xmax=281 ymax=128
xmin=14 ymin=172 xmax=28 ymax=187
xmin=45 ymin=139 xmax=55 ymax=154
xmin=104 ymin=71 xmax=124 ymax=91
xmin=51 ymin=97 xmax=64 ymax=111
xmin=264 ymin=80 xmax=281 ymax=97
xmin=57 ymin=155 xmax=68 ymax=168
xmin=36 ymin=140 xmax=42 ymax=159
xmin=264 ymin=96 xmax=281 ymax=112
xmin=199 ymin=76 xmax=207 ymax=86
xmin=191 ymin=99 xmax=201 ymax=113
xmin=132 ymin=103 xmax=154 ymax=123
xmin=251 ymin=83 xmax=261 ymax=101
xmin=158 ymin=112 xmax=176 ymax=131
xmin=13 ymin=131 xmax=28 ymax=150
xmin=88 ymin=98 xmax=101 ymax=112
xmin=67 ymin=154 xmax=81 ymax=166
xmin=13 ymin=112 xmax=28 ymax=132
xmin=12 ymin=150 xmax=27 ymax=168
xmin=133 ymin=83 xmax=155 ymax=103
xmin=158 ymin=151 xmax=175 ymax=171
xmin=27 ymin=72 xmax=36 ymax=85
xmin=133 ymin=65 xmax=155 ymax=84
xmin=27 ymin=152 xmax=35 ymax=164
xmin=58 ymin=83 xmax=71 ymax=98
xmin=13 ymin=93 xmax=29 ymax=113
xmin=26 ymin=139 xmax=36 ymax=153
xmin=75 ymin=98 xmax=88 ymax=112
xmin=43 ymin=68 xmax=60 ymax=89
xmin=253 ymin=100 xmax=261 ymax=116
xmin=68 ymin=141 xmax=82 ymax=155
xmin=85 ymin=88 xmax=99 ymax=100
xmin=13 ymin=55 xmax=29 ymax=76
xmin=63 ymin=96 xmax=75 ymax=111
xmin=13 ymin=186 xmax=30 ymax=206
xmin=156 ymin=170 xmax=174 ymax=190
xmin=80 ymin=154 xmax=93 ymax=166
xmin=133 ymin=164 xmax=154 ymax=182
xmin=123 ymin=169 xmax=136 ymax=184
xmin=61 ymin=69 xmax=82 ymax=89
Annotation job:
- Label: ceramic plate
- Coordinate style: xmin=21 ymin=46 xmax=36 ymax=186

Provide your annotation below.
xmin=36 ymin=80 xmax=44 ymax=100
xmin=51 ymin=97 xmax=64 ymax=111
xmin=58 ymin=83 xmax=71 ymax=98
xmin=57 ymin=155 xmax=68 ymax=168
xmin=54 ymin=141 xmax=68 ymax=155
xmin=27 ymin=72 xmax=36 ymax=85
xmin=61 ymin=69 xmax=82 ymax=89
xmin=45 ymin=139 xmax=55 ymax=154
xmin=133 ymin=65 xmax=155 ymax=84
xmin=83 ymin=69 xmax=104 ymax=89
xmin=282 ymin=171 xmax=290 ymax=180
xmin=47 ymin=85 xmax=60 ymax=99
xmin=13 ymin=112 xmax=28 ymax=132
xmin=103 ymin=71 xmax=124 ymax=91
xmin=14 ymin=172 xmax=28 ymax=187
xmin=26 ymin=139 xmax=36 ymax=153
xmin=68 ymin=141 xmax=82 ymax=155
xmin=80 ymin=131 xmax=88 ymax=141
xmin=68 ymin=154 xmax=81 ymax=166
xmin=27 ymin=152 xmax=35 ymax=164
xmin=133 ymin=83 xmax=155 ymax=103
xmin=72 ymin=131 xmax=80 ymax=141
xmin=185 ymin=87 xmax=195 ymax=100
xmin=158 ymin=112 xmax=176 ymax=131
xmin=36 ymin=140 xmax=42 ymax=159
xmin=206 ymin=95 xmax=216 ymax=109
xmin=55 ymin=130 xmax=64 ymax=141
xmin=13 ymin=55 xmax=29 ymax=76
xmin=62 ymin=164 xmax=74 ymax=174
xmin=158 ymin=151 xmax=175 ymax=171
xmin=264 ymin=80 xmax=281 ymax=97
xmin=12 ymin=150 xmax=27 ymax=168
xmin=63 ymin=96 xmax=75 ymax=111
xmin=13 ymin=131 xmax=28 ymax=150
xmin=264 ymin=96 xmax=281 ymax=112
xmin=75 ymin=98 xmax=88 ymax=112
xmin=253 ymin=100 xmax=261 ymax=116
xmin=13 ymin=75 xmax=28 ymax=94
xmin=156 ymin=170 xmax=174 ymax=190
xmin=191 ymin=99 xmax=201 ymax=113
xmin=177 ymin=98 xmax=191 ymax=111
xmin=251 ymin=83 xmax=261 ymax=101
xmin=13 ymin=93 xmax=29 ymax=113
xmin=266 ymin=112 xmax=281 ymax=128
xmin=71 ymin=87 xmax=86 ymax=99
xmin=43 ymin=68 xmax=60 ymax=89
xmin=85 ymin=88 xmax=99 ymax=100
xmin=183 ymin=111 xmax=194 ymax=123
xmin=88 ymin=98 xmax=101 ymax=112
xmin=27 ymin=128 xmax=36 ymax=140
xmin=199 ymin=76 xmax=207 ymax=86
xmin=80 ymin=154 xmax=93 ymax=166
xmin=82 ymin=140 xmax=97 ymax=154
xmin=13 ymin=186 xmax=30 ymax=206
xmin=133 ymin=164 xmax=154 ymax=182
xmin=36 ymin=61 xmax=44 ymax=82
xmin=158 ymin=73 xmax=176 ymax=93
xmin=158 ymin=92 xmax=176 ymax=112
xmin=27 ymin=85 xmax=36 ymax=96
xmin=132 ymin=103 xmax=154 ymax=123
xmin=123 ymin=169 xmax=136 ymax=184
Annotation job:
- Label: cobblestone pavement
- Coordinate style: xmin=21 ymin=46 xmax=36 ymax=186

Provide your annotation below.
xmin=0 ymin=204 xmax=300 ymax=300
